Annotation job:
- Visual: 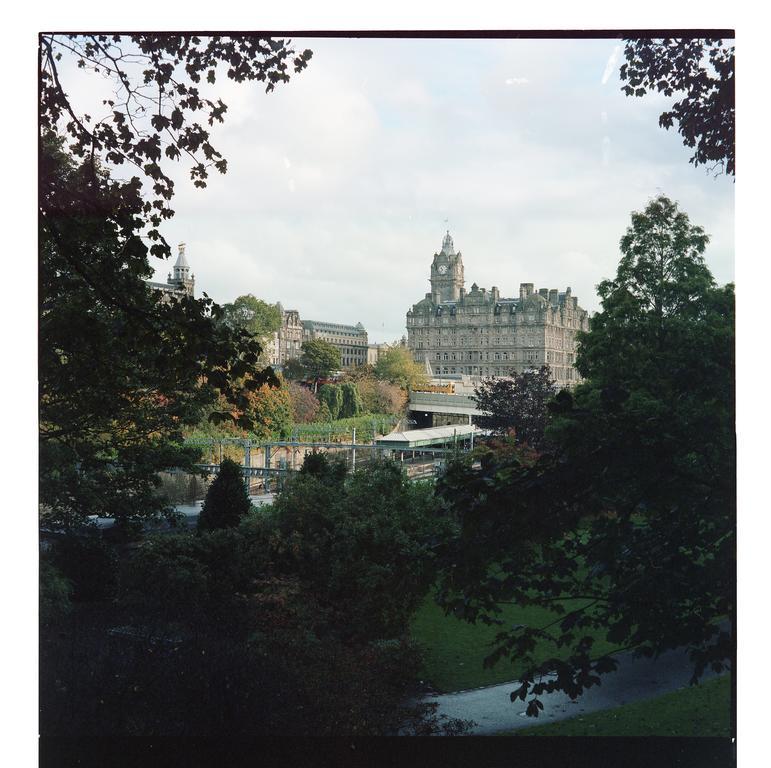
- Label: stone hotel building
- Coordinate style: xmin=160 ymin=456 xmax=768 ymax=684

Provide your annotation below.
xmin=406 ymin=232 xmax=589 ymax=389
xmin=302 ymin=319 xmax=369 ymax=369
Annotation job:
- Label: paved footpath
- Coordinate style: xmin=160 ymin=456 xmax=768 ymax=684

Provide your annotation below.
xmin=424 ymin=647 xmax=726 ymax=735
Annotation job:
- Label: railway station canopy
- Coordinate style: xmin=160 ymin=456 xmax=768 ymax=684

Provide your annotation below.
xmin=374 ymin=424 xmax=478 ymax=450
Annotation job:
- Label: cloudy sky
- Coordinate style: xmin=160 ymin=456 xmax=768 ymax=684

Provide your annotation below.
xmin=82 ymin=36 xmax=736 ymax=343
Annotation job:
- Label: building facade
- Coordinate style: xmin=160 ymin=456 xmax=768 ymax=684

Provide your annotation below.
xmin=269 ymin=304 xmax=304 ymax=367
xmin=147 ymin=242 xmax=195 ymax=300
xmin=367 ymin=342 xmax=392 ymax=366
xmin=406 ymin=232 xmax=589 ymax=389
xmin=302 ymin=319 xmax=369 ymax=369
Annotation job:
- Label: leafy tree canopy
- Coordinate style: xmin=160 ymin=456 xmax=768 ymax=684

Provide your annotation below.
xmin=38 ymin=35 xmax=309 ymax=532
xmin=620 ymin=38 xmax=734 ymax=176
xmin=301 ymin=339 xmax=341 ymax=387
xmin=39 ymin=139 xmax=270 ymax=532
xmin=282 ymin=357 xmax=307 ymax=382
xmin=318 ymin=383 xmax=344 ymax=421
xmin=220 ymin=295 xmax=282 ymax=342
xmin=472 ymin=365 xmax=556 ymax=448
xmin=340 ymin=381 xmax=364 ymax=419
xmin=245 ymin=377 xmax=294 ymax=439
xmin=261 ymin=456 xmax=454 ymax=641
xmin=374 ymin=346 xmax=428 ymax=390
xmin=287 ymin=382 xmax=320 ymax=423
xmin=436 ymin=195 xmax=734 ymax=716
xmin=40 ymin=34 xmax=312 ymax=256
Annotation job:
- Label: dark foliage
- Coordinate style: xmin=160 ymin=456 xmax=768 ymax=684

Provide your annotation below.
xmin=340 ymin=381 xmax=364 ymax=418
xmin=197 ymin=458 xmax=251 ymax=531
xmin=301 ymin=339 xmax=341 ymax=388
xmin=318 ymin=383 xmax=343 ymax=420
xmin=40 ymin=34 xmax=312 ymax=257
xmin=257 ymin=455 xmax=455 ymax=642
xmin=620 ymin=38 xmax=734 ymax=176
xmin=472 ymin=365 xmax=557 ymax=447
xmin=435 ymin=195 xmax=734 ymax=715
xmin=39 ymin=139 xmax=272 ymax=532
xmin=47 ymin=535 xmax=118 ymax=602
xmin=40 ymin=515 xmax=466 ymax=738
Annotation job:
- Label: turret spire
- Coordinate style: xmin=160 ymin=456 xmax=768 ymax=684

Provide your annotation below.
xmin=441 ymin=230 xmax=455 ymax=256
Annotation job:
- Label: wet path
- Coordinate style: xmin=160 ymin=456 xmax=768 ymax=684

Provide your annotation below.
xmin=424 ymin=646 xmax=726 ymax=735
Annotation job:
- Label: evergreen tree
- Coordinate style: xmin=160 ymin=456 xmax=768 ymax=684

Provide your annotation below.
xmin=318 ymin=384 xmax=343 ymax=420
xmin=317 ymin=401 xmax=333 ymax=423
xmin=340 ymin=382 xmax=364 ymax=418
xmin=197 ymin=458 xmax=251 ymax=531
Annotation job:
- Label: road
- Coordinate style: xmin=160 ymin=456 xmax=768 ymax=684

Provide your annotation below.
xmin=424 ymin=646 xmax=728 ymax=735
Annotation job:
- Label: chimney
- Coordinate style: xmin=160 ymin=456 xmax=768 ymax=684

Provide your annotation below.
xmin=539 ymin=288 xmax=548 ymax=298
xmin=549 ymin=289 xmax=559 ymax=306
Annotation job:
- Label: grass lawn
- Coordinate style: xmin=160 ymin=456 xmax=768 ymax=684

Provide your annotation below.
xmin=410 ymin=592 xmax=619 ymax=693
xmin=505 ymin=674 xmax=732 ymax=737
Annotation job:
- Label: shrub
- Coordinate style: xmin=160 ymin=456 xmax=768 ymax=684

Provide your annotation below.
xmin=40 ymin=559 xmax=72 ymax=626
xmin=47 ymin=535 xmax=118 ymax=602
xmin=197 ymin=458 xmax=251 ymax=531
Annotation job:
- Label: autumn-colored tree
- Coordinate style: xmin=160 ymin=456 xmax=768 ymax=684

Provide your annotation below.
xmin=245 ymin=377 xmax=293 ymax=439
xmin=374 ymin=347 xmax=428 ymax=391
xmin=287 ymin=382 xmax=320 ymax=423
xmin=357 ymin=377 xmax=408 ymax=416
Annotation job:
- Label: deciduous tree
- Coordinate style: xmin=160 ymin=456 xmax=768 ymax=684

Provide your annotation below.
xmin=436 ymin=195 xmax=734 ymax=716
xmin=220 ymin=295 xmax=282 ymax=359
xmin=39 ymin=139 xmax=270 ymax=533
xmin=472 ymin=366 xmax=556 ymax=447
xmin=38 ymin=35 xmax=310 ymax=531
xmin=301 ymin=339 xmax=341 ymax=391
xmin=287 ymin=382 xmax=320 ymax=423
xmin=374 ymin=346 xmax=428 ymax=391
xmin=40 ymin=34 xmax=312 ymax=256
xmin=244 ymin=377 xmax=294 ymax=439
xmin=357 ymin=377 xmax=409 ymax=416
xmin=620 ymin=38 xmax=734 ymax=176
xmin=340 ymin=382 xmax=364 ymax=418
xmin=318 ymin=383 xmax=343 ymax=420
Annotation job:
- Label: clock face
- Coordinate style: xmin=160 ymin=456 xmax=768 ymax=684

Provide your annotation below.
xmin=438 ymin=264 xmax=448 ymax=275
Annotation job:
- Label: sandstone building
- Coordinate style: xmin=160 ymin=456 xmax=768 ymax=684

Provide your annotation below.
xmin=270 ymin=304 xmax=304 ymax=367
xmin=302 ymin=319 xmax=369 ymax=369
xmin=147 ymin=243 xmax=195 ymax=300
xmin=406 ymin=232 xmax=589 ymax=389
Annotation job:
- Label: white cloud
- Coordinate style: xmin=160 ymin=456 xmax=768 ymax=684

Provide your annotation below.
xmin=142 ymin=37 xmax=732 ymax=343
xmin=505 ymin=77 xmax=529 ymax=86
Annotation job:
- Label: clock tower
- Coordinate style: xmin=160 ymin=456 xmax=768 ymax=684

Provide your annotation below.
xmin=430 ymin=230 xmax=465 ymax=303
